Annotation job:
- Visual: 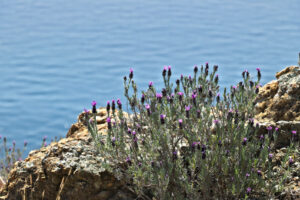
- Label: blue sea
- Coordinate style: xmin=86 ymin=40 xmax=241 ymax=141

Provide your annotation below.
xmin=0 ymin=0 xmax=299 ymax=155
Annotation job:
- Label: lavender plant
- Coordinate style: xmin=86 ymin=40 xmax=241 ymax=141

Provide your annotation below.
xmin=0 ymin=137 xmax=27 ymax=182
xmin=87 ymin=64 xmax=292 ymax=199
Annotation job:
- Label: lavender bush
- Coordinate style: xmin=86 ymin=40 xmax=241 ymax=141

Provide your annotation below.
xmin=87 ymin=64 xmax=294 ymax=199
xmin=0 ymin=137 xmax=27 ymax=181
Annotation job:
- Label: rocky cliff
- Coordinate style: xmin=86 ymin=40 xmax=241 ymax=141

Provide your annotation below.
xmin=0 ymin=66 xmax=299 ymax=200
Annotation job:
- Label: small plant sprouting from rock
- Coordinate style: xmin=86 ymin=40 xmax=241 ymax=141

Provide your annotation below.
xmin=87 ymin=64 xmax=296 ymax=199
xmin=0 ymin=137 xmax=27 ymax=182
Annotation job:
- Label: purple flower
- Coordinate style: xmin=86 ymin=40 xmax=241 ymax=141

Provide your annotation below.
xmin=149 ymin=81 xmax=153 ymax=88
xmin=246 ymin=187 xmax=251 ymax=194
xmin=129 ymin=68 xmax=133 ymax=79
xmin=117 ymin=99 xmax=122 ymax=110
xmin=232 ymin=85 xmax=237 ymax=90
xmin=292 ymin=130 xmax=297 ymax=135
xmin=173 ymin=151 xmax=178 ymax=160
xmin=267 ymin=126 xmax=272 ymax=131
xmin=180 ymin=74 xmax=184 ymax=81
xmin=192 ymin=142 xmax=197 ymax=148
xmin=141 ymin=94 xmax=145 ymax=104
xmin=185 ymin=105 xmax=191 ymax=118
xmin=156 ymin=93 xmax=163 ymax=103
xmin=24 ymin=140 xmax=28 ymax=146
xmin=177 ymin=92 xmax=184 ymax=101
xmin=145 ymin=104 xmax=151 ymax=116
xmin=260 ymin=134 xmax=264 ymax=140
xmin=91 ymin=101 xmax=97 ymax=106
xmin=91 ymin=100 xmax=97 ymax=113
xmin=242 ymin=137 xmax=247 ymax=145
xmin=160 ymin=114 xmax=166 ymax=124
xmin=111 ymin=100 xmax=116 ymax=112
xmin=43 ymin=136 xmax=47 ymax=141
xmin=275 ymin=127 xmax=279 ymax=131
xmin=13 ymin=140 xmax=16 ymax=146
xmin=213 ymin=119 xmax=219 ymax=124
xmin=106 ymin=117 xmax=111 ymax=123
xmin=194 ymin=65 xmax=198 ymax=73
xmin=178 ymin=119 xmax=183 ymax=129
xmin=167 ymin=66 xmax=172 ymax=76
xmin=216 ymin=93 xmax=220 ymax=103
xmin=268 ymin=153 xmax=273 ymax=159
xmin=198 ymin=85 xmax=202 ymax=93
xmin=289 ymin=157 xmax=294 ymax=165
xmin=257 ymin=170 xmax=262 ymax=176
xmin=126 ymin=156 xmax=132 ymax=165
xmin=132 ymin=131 xmax=136 ymax=136
xmin=185 ymin=105 xmax=191 ymax=111
xmin=246 ymin=173 xmax=250 ymax=178
xmin=84 ymin=108 xmax=89 ymax=114
xmin=162 ymin=66 xmax=167 ymax=77
xmin=256 ymin=68 xmax=261 ymax=79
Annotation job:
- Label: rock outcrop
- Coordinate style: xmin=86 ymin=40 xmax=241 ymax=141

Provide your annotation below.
xmin=255 ymin=66 xmax=300 ymax=148
xmin=0 ymin=108 xmax=136 ymax=200
xmin=0 ymin=66 xmax=299 ymax=199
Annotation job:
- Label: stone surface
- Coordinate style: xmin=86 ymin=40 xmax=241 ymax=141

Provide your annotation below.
xmin=0 ymin=108 xmax=136 ymax=200
xmin=255 ymin=66 xmax=300 ymax=122
xmin=254 ymin=66 xmax=300 ymax=148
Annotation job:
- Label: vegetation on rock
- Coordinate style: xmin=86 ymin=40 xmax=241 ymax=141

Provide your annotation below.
xmin=87 ymin=64 xmax=299 ymax=199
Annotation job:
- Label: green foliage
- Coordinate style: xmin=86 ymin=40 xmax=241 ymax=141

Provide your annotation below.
xmin=87 ymin=65 xmax=292 ymax=199
xmin=0 ymin=137 xmax=27 ymax=182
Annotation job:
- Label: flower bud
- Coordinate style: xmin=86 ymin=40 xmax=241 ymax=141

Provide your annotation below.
xmin=167 ymin=66 xmax=172 ymax=77
xmin=213 ymin=65 xmax=218 ymax=72
xmin=117 ymin=99 xmax=122 ymax=110
xmin=185 ymin=105 xmax=191 ymax=118
xmin=91 ymin=101 xmax=97 ymax=114
xmin=106 ymin=101 xmax=110 ymax=113
xmin=141 ymin=94 xmax=145 ymax=104
xmin=178 ymin=119 xmax=183 ymax=129
xmin=162 ymin=66 xmax=167 ymax=77
xmin=160 ymin=114 xmax=166 ymax=124
xmin=112 ymin=100 xmax=116 ymax=112
xmin=194 ymin=65 xmax=198 ymax=73
xmin=129 ymin=68 xmax=133 ymax=79
xmin=107 ymin=117 xmax=112 ymax=129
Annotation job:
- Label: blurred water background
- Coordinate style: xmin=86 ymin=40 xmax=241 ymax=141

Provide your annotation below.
xmin=0 ymin=0 xmax=299 ymax=155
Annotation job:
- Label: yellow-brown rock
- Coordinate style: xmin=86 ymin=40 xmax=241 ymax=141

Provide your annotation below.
xmin=0 ymin=108 xmax=136 ymax=200
xmin=254 ymin=66 xmax=300 ymax=148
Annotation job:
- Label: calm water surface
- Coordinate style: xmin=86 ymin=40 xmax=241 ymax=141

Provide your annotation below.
xmin=0 ymin=0 xmax=299 ymax=155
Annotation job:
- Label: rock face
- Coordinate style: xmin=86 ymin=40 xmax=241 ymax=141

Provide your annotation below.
xmin=255 ymin=66 xmax=300 ymax=122
xmin=0 ymin=66 xmax=299 ymax=199
xmin=0 ymin=108 xmax=136 ymax=200
xmin=255 ymin=66 xmax=300 ymax=148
